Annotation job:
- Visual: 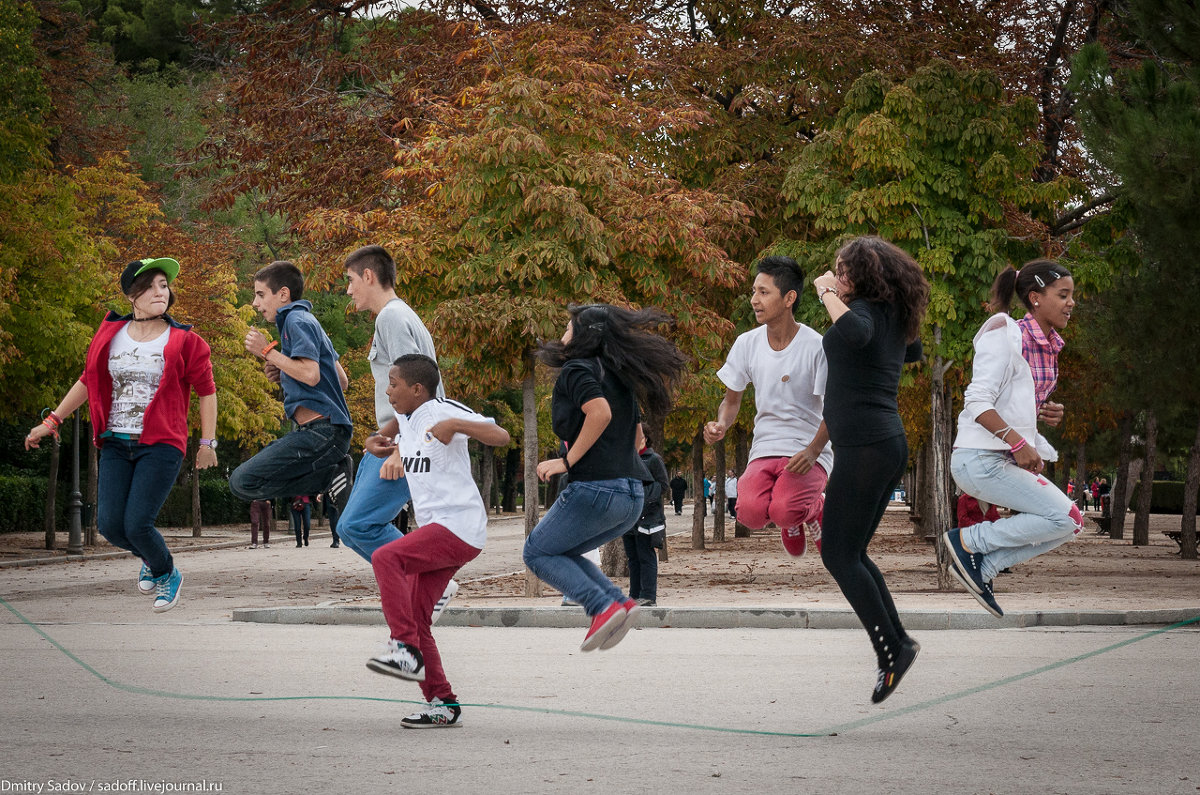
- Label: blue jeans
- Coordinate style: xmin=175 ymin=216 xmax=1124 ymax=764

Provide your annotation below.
xmin=229 ymin=420 xmax=350 ymax=502
xmin=290 ymin=504 xmax=311 ymax=543
xmin=523 ymin=478 xmax=644 ymax=615
xmin=97 ymin=439 xmax=184 ymax=578
xmin=951 ymin=448 xmax=1084 ymax=581
xmin=337 ymin=451 xmax=411 ymax=564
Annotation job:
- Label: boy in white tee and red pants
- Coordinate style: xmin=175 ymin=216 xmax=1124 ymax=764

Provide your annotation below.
xmin=366 ymin=354 xmax=510 ymax=728
xmin=704 ymin=255 xmax=834 ymax=556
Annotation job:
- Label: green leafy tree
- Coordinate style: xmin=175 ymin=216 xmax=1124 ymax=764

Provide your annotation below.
xmin=1072 ymin=0 xmax=1200 ymax=555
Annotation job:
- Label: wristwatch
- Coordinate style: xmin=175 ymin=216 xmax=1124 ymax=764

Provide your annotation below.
xmin=199 ymin=438 xmax=218 ymax=450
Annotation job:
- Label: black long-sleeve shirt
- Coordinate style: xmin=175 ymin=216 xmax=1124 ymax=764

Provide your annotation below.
xmin=822 ymin=298 xmax=923 ymax=447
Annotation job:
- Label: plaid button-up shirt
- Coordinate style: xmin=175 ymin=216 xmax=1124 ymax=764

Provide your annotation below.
xmin=1018 ymin=315 xmax=1064 ymax=409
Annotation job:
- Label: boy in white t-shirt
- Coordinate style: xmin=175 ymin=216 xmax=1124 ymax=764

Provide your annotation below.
xmin=704 ymin=255 xmax=833 ymax=557
xmin=366 ymin=354 xmax=510 ymax=729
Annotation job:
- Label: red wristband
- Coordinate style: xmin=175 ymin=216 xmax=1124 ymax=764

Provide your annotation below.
xmin=1009 ymin=437 xmax=1027 ymax=453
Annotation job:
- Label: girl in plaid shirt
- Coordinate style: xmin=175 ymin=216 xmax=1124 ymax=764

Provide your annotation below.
xmin=941 ymin=260 xmax=1084 ymax=618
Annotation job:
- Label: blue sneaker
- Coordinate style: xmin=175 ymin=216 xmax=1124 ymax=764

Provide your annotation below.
xmin=941 ymin=529 xmax=986 ymax=594
xmin=137 ymin=562 xmax=156 ymax=595
xmin=974 ymin=580 xmax=1004 ymax=618
xmin=152 ymin=568 xmax=183 ymax=613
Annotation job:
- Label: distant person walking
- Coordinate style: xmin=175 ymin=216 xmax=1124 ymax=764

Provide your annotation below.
xmin=669 ymin=474 xmax=688 ymax=516
xmin=249 ymin=499 xmax=272 ymax=548
xmin=623 ymin=424 xmax=669 ymax=607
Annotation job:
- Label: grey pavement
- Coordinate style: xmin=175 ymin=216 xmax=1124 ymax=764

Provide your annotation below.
xmin=2 ymin=608 xmax=1198 ymax=794
xmin=2 ymin=518 xmax=1200 ymax=794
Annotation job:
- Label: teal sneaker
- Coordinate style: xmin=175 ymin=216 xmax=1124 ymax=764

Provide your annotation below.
xmin=137 ymin=562 xmax=156 ymax=595
xmin=152 ymin=568 xmax=183 ymax=613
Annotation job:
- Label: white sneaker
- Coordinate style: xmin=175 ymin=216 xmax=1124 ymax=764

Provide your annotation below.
xmin=402 ymin=697 xmax=462 ymax=729
xmin=367 ymin=639 xmax=425 ymax=681
xmin=431 ymin=579 xmax=459 ymax=625
xmin=137 ymin=562 xmax=156 ymax=595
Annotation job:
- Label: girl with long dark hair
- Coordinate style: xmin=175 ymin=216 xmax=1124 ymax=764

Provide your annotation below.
xmin=813 ymin=236 xmax=929 ymax=704
xmin=523 ymin=303 xmax=686 ymax=652
xmin=943 ymin=260 xmax=1082 ymax=617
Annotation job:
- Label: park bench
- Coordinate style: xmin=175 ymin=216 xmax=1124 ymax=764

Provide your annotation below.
xmin=1162 ymin=529 xmax=1196 ymax=552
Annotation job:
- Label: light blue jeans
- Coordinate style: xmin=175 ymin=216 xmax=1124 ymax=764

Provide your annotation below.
xmin=523 ymin=478 xmax=644 ymax=616
xmin=336 ymin=451 xmax=411 ymax=564
xmin=951 ymin=448 xmax=1084 ymax=582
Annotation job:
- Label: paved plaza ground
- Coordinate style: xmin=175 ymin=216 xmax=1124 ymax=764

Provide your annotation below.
xmin=1 ymin=505 xmax=1197 ymax=793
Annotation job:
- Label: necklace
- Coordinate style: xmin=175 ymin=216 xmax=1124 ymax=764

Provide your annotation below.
xmin=127 ymin=318 xmax=167 ymax=342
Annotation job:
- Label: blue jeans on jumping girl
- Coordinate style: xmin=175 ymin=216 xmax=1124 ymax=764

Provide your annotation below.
xmin=97 ymin=438 xmax=184 ymax=579
xmin=523 ymin=478 xmax=644 ymax=616
xmin=950 ymin=447 xmax=1084 ymax=582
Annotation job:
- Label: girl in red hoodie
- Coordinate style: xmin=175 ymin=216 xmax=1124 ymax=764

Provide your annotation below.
xmin=25 ymin=258 xmax=217 ymax=613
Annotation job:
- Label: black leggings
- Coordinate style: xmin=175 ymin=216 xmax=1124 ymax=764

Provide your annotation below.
xmin=820 ymin=434 xmax=909 ymax=664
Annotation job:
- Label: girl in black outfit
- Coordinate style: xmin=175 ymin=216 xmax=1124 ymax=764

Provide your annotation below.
xmin=813 ymin=236 xmax=930 ymax=704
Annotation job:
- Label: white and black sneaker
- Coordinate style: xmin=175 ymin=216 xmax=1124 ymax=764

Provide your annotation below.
xmin=431 ymin=579 xmax=458 ymax=625
xmin=367 ymin=639 xmax=425 ymax=681
xmin=401 ymin=697 xmax=462 ymax=729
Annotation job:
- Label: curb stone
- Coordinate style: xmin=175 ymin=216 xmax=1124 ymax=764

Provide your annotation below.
xmin=231 ymin=604 xmax=1200 ymax=630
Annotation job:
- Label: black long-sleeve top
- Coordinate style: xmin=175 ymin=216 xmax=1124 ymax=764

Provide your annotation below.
xmin=821 ymin=298 xmax=923 ymax=447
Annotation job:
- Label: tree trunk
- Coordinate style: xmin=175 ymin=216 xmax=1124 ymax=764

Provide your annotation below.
xmin=522 ymin=354 xmax=541 ymax=597
xmin=1075 ymin=439 xmax=1088 ymax=512
xmin=712 ymin=437 xmax=726 ymax=542
xmin=501 ymin=447 xmax=519 ymax=512
xmin=733 ymin=424 xmax=750 ymax=537
xmin=600 ymin=537 xmax=624 ymax=577
xmin=86 ymin=433 xmax=97 ymax=547
xmin=44 ymin=437 xmax=60 ymax=550
xmin=479 ymin=444 xmax=496 ymax=513
xmin=691 ymin=427 xmax=705 ymax=550
xmin=910 ymin=442 xmax=925 ymax=532
xmin=1109 ymin=412 xmax=1134 ymax=540
xmin=191 ymin=436 xmax=202 ymax=537
xmin=929 ymin=351 xmax=955 ymax=589
xmin=1178 ymin=411 xmax=1200 ymax=561
xmin=1133 ymin=410 xmax=1157 ymax=547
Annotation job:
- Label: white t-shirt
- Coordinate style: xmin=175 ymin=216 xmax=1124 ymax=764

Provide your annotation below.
xmin=394 ymin=398 xmax=495 ymax=549
xmin=716 ymin=324 xmax=834 ymax=474
xmin=369 ymin=298 xmax=440 ymax=429
xmin=107 ymin=325 xmax=169 ymax=433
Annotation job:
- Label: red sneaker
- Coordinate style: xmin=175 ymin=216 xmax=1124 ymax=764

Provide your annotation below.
xmin=598 ymin=599 xmax=641 ymax=651
xmin=804 ymin=519 xmax=822 ymax=555
xmin=781 ymin=525 xmax=807 ymax=557
xmin=580 ymin=601 xmax=626 ymax=652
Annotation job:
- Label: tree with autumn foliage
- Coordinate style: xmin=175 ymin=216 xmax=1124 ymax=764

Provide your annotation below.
xmin=373 ymin=17 xmax=749 ymax=586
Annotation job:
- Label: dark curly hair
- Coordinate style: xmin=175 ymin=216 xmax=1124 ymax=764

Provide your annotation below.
xmin=835 ymin=236 xmax=930 ymax=342
xmin=538 ymin=303 xmax=688 ymax=417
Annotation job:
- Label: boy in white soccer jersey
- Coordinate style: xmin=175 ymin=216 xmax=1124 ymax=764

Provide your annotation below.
xmin=366 ymin=354 xmax=510 ymax=729
xmin=703 ymin=255 xmax=834 ymax=556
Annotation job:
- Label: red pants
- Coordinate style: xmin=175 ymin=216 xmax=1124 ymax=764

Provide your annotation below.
xmin=735 ymin=457 xmax=827 ymax=531
xmin=372 ymin=523 xmax=480 ymax=703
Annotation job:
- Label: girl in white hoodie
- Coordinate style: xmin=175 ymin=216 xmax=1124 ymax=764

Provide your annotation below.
xmin=942 ymin=260 xmax=1085 ymax=617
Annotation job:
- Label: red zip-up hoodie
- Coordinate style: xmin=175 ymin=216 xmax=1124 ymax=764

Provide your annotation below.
xmin=81 ymin=312 xmax=216 ymax=454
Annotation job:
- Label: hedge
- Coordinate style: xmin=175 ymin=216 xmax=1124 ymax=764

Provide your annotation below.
xmin=1128 ymin=481 xmax=1200 ymax=515
xmin=0 ymin=474 xmax=254 ymax=534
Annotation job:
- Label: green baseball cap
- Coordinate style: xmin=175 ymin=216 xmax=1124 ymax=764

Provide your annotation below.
xmin=121 ymin=257 xmax=180 ymax=294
